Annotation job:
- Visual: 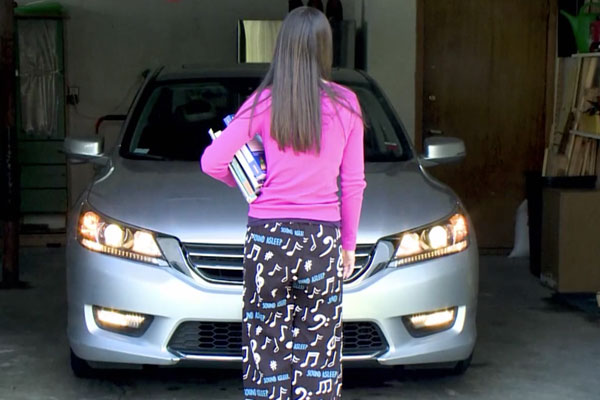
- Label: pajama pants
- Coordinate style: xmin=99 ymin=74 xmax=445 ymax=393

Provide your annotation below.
xmin=242 ymin=220 xmax=344 ymax=400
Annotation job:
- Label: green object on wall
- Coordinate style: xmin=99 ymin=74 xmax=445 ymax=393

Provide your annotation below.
xmin=15 ymin=2 xmax=64 ymax=18
xmin=561 ymin=2 xmax=600 ymax=53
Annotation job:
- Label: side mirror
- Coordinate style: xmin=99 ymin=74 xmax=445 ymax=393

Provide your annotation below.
xmin=63 ymin=137 xmax=107 ymax=164
xmin=420 ymin=136 xmax=466 ymax=166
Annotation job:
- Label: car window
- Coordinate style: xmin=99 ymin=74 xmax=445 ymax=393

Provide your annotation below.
xmin=125 ymin=81 xmax=256 ymax=161
xmin=351 ymin=85 xmax=408 ymax=162
xmin=122 ymin=78 xmax=411 ymax=162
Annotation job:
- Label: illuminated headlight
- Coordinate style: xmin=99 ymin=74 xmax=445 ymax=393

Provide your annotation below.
xmin=78 ymin=208 xmax=164 ymax=265
xmin=388 ymin=211 xmax=469 ymax=267
xmin=92 ymin=306 xmax=153 ymax=337
xmin=402 ymin=307 xmax=457 ymax=337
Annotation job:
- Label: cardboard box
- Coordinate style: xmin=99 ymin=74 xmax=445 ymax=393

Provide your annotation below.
xmin=540 ymin=188 xmax=600 ymax=293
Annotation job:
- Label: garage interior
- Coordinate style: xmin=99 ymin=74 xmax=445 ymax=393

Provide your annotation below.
xmin=1 ymin=0 xmax=599 ymax=399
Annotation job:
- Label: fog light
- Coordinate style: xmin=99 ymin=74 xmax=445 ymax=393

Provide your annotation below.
xmin=93 ymin=306 xmax=153 ymax=337
xmin=402 ymin=307 xmax=457 ymax=337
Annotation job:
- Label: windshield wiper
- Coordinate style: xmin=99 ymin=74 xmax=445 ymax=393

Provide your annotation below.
xmin=125 ymin=152 xmax=173 ymax=161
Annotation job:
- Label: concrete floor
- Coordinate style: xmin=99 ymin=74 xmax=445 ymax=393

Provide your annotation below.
xmin=0 ymin=248 xmax=599 ymax=400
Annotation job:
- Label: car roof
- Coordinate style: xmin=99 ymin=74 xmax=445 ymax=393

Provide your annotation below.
xmin=156 ymin=64 xmax=370 ymax=85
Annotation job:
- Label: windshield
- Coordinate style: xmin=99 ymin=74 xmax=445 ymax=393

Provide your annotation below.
xmin=121 ymin=77 xmax=412 ymax=162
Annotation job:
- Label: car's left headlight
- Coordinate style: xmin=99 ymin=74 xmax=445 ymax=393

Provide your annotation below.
xmin=388 ymin=210 xmax=469 ymax=267
xmin=77 ymin=208 xmax=165 ymax=265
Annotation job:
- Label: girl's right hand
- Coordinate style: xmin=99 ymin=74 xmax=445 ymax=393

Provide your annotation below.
xmin=341 ymin=249 xmax=355 ymax=280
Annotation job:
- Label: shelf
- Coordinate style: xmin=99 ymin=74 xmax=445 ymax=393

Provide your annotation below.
xmin=572 ymin=52 xmax=600 ymax=58
xmin=570 ymin=129 xmax=600 ymax=139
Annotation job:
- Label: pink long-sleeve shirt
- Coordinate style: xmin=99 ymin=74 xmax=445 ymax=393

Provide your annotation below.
xmin=201 ymin=83 xmax=366 ymax=250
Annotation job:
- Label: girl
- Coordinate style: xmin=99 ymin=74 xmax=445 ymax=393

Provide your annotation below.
xmin=201 ymin=6 xmax=365 ymax=400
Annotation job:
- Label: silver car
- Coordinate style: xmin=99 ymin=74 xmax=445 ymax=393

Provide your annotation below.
xmin=65 ymin=65 xmax=478 ymax=377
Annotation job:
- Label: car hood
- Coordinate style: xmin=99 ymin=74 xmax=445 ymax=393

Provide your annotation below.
xmin=86 ymin=158 xmax=459 ymax=245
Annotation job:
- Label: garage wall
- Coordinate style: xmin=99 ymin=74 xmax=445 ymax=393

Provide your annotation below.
xmin=18 ymin=0 xmax=416 ymax=205
xmin=61 ymin=1 xmax=327 ymax=136
xmin=358 ymin=0 xmax=416 ymax=142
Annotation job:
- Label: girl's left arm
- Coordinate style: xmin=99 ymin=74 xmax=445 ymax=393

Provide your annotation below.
xmin=200 ymin=97 xmax=263 ymax=187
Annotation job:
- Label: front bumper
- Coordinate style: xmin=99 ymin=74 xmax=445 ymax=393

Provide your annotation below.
xmin=67 ymin=235 xmax=478 ymax=367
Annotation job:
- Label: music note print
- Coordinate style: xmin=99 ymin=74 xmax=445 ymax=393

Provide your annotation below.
xmin=319 ymin=235 xmax=335 ymax=257
xmin=300 ymin=351 xmax=320 ymax=368
xmin=291 ymin=258 xmax=302 ymax=274
xmin=279 ymin=325 xmax=288 ymax=342
xmin=316 ymin=378 xmax=333 ymax=395
xmin=247 ymin=243 xmax=261 ymax=261
xmin=291 ymin=370 xmax=303 ymax=385
xmin=242 ymin=345 xmax=249 ymax=362
xmin=295 ymin=387 xmax=308 ymax=400
xmin=334 ymin=279 xmax=342 ymax=293
xmin=284 ymin=304 xmax=295 ymax=322
xmin=301 ymin=308 xmax=309 ymax=321
xmin=275 ymin=387 xmax=288 ymax=400
xmin=260 ymin=336 xmax=272 ymax=350
xmin=308 ymin=313 xmax=328 ymax=331
xmin=322 ymin=276 xmax=335 ymax=295
xmin=332 ymin=304 xmax=342 ymax=320
xmin=326 ymin=256 xmax=336 ymax=272
xmin=250 ymin=339 xmax=261 ymax=366
xmin=326 ymin=335 xmax=340 ymax=357
xmin=310 ymin=333 xmax=324 ymax=346
xmin=255 ymin=263 xmax=265 ymax=294
xmin=269 ymin=311 xmax=283 ymax=328
xmin=310 ymin=299 xmax=324 ymax=313
xmin=317 ymin=224 xmax=324 ymax=238
xmin=307 ymin=287 xmax=322 ymax=299
xmin=249 ymin=292 xmax=257 ymax=304
xmin=281 ymin=265 xmax=289 ymax=283
xmin=310 ymin=234 xmax=317 ymax=251
xmin=327 ymin=351 xmax=337 ymax=368
xmin=267 ymin=264 xmax=282 ymax=276
xmin=286 ymin=241 xmax=303 ymax=257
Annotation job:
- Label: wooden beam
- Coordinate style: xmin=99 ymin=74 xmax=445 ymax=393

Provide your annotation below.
xmin=545 ymin=0 xmax=558 ymax=148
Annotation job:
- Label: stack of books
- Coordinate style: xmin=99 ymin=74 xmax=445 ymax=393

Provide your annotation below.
xmin=208 ymin=115 xmax=266 ymax=203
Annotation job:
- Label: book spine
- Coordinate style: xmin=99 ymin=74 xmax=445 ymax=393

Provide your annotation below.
xmin=236 ymin=148 xmax=262 ymax=191
xmin=220 ymin=118 xmax=266 ymax=182
xmin=209 ymin=129 xmax=257 ymax=203
xmin=223 ymin=114 xmax=234 ymax=126
xmin=229 ymin=157 xmax=257 ymax=203
xmin=240 ymin=145 xmax=266 ymax=181
xmin=216 ymin=127 xmax=263 ymax=189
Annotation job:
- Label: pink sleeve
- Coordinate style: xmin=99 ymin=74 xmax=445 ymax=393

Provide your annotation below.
xmin=340 ymin=96 xmax=367 ymax=250
xmin=200 ymin=95 xmax=264 ymax=187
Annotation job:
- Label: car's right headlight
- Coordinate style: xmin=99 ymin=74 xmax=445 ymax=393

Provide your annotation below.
xmin=77 ymin=208 xmax=165 ymax=265
xmin=388 ymin=211 xmax=469 ymax=267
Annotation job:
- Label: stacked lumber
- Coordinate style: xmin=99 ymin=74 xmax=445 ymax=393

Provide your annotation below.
xmin=545 ymin=54 xmax=600 ymax=179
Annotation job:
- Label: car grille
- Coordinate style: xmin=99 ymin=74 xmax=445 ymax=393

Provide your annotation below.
xmin=168 ymin=321 xmax=388 ymax=357
xmin=182 ymin=243 xmax=374 ymax=285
